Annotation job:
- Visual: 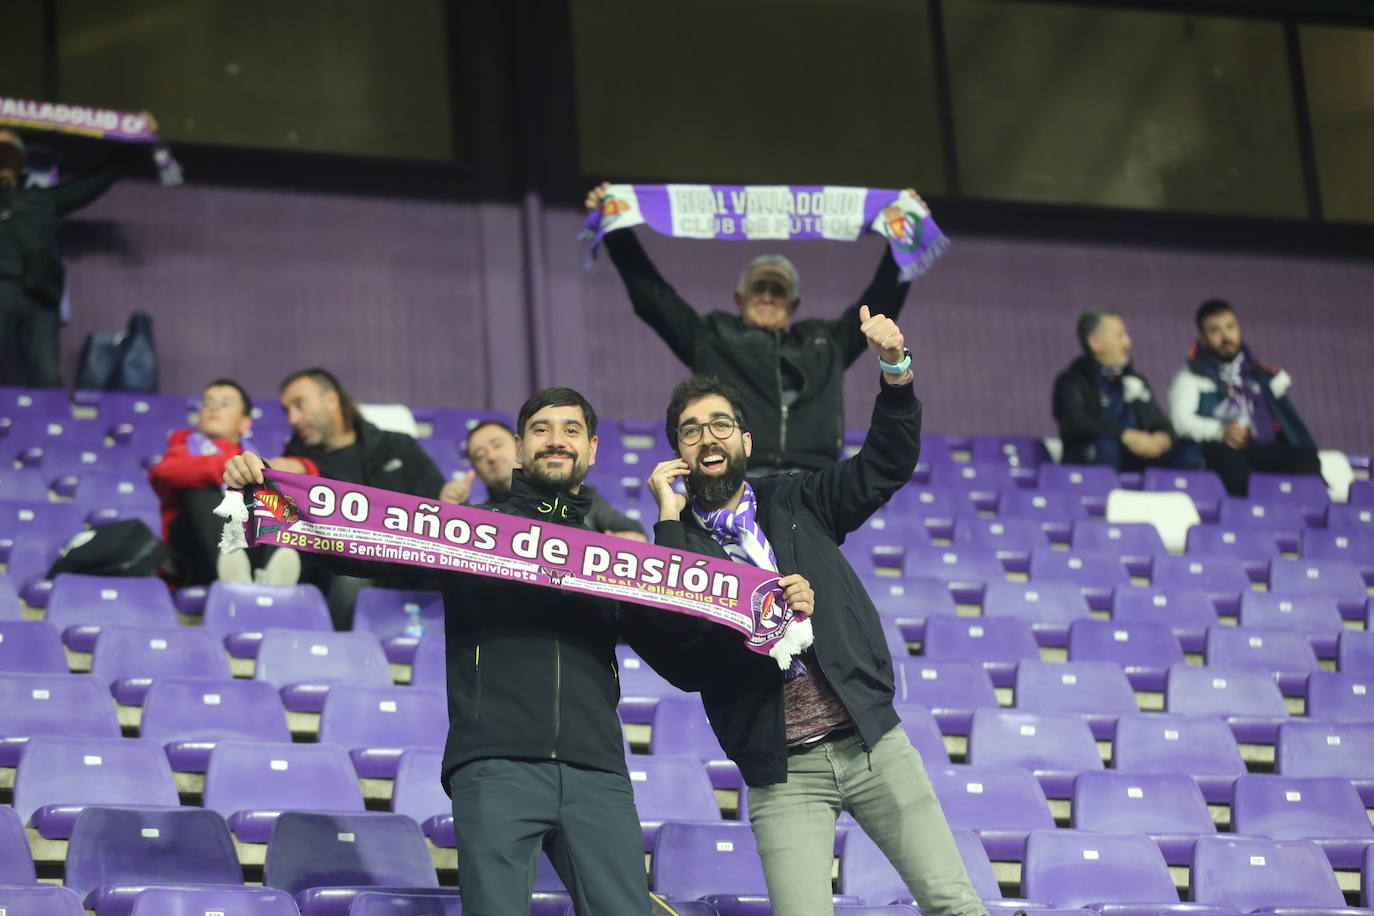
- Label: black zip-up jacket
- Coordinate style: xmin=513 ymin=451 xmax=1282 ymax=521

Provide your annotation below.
xmin=604 ymin=230 xmax=911 ymax=471
xmin=1052 ymin=355 xmax=1174 ymax=465
xmin=284 ymin=419 xmax=445 ymax=499
xmin=652 ymin=377 xmax=921 ymax=787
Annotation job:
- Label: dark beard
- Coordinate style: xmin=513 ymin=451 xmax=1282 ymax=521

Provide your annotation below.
xmin=686 ymin=448 xmax=747 ymax=507
xmin=524 ymin=453 xmax=586 ymax=492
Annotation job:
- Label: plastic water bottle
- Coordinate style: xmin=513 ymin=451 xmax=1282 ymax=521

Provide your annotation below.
xmin=402 ymin=602 xmax=425 ymax=639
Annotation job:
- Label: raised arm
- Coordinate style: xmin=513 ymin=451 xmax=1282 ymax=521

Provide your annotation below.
xmin=830 ymin=187 xmax=922 ymax=365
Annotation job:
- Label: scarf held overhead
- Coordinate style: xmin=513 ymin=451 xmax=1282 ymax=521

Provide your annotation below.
xmin=215 ymin=469 xmax=809 ymax=669
xmin=581 ymin=184 xmax=948 ymax=282
xmin=0 ymin=97 xmax=182 ymax=187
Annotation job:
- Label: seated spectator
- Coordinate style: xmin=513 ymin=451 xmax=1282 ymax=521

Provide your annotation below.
xmin=445 ymin=419 xmax=646 ymax=541
xmin=1053 ymin=309 xmax=1201 ymax=471
xmin=1167 ymin=298 xmax=1321 ymax=496
xmin=149 ymin=378 xmax=298 ymax=586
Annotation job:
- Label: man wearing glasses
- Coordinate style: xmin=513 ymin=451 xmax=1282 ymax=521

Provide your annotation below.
xmin=647 ymin=308 xmax=986 ymax=916
xmin=585 ymin=183 xmax=924 ymax=474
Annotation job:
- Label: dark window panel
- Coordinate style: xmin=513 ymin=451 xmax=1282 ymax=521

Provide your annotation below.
xmin=1300 ymin=24 xmax=1374 ymax=223
xmin=0 ymin=0 xmax=50 ymax=102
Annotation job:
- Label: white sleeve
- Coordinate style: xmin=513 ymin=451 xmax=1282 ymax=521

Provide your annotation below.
xmin=1167 ymin=367 xmax=1225 ymax=442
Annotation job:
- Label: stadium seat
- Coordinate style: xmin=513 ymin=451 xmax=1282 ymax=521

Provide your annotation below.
xmin=650 ymin=695 xmax=727 ymax=760
xmin=930 ymin=462 xmax=1019 ymax=501
xmin=1305 ymin=671 xmax=1374 ymax=725
xmin=13 ymin=735 xmax=179 ymax=839
xmin=1150 ymin=555 xmax=1252 ymax=615
xmin=1204 ymin=625 xmax=1319 ymax=697
xmin=1339 ymin=629 xmax=1374 ymax=675
xmin=1143 ymin=468 xmax=1226 ymax=522
xmin=64 ymin=806 xmax=242 ymax=915
xmin=1302 ymin=529 xmax=1374 ymax=581
xmin=626 ymin=753 xmax=721 ymax=850
xmin=1071 ymin=770 xmax=1215 ymax=865
xmin=896 ymin=658 xmax=1000 ymax=734
xmin=954 ymin=516 xmax=1050 ymax=571
xmin=886 ymin=487 xmax=978 ymax=540
xmin=202 ymin=740 xmax=367 ymax=843
xmin=1248 ymin=472 xmax=1330 ymax=524
xmin=1325 ymin=503 xmax=1374 ymax=535
xmin=0 ymin=804 xmax=35 ymax=883
xmin=253 ymin=628 xmax=393 ymax=712
xmin=1191 ymin=835 xmax=1349 ymax=911
xmin=0 ymin=884 xmax=86 ymax=915
xmin=998 ymin=488 xmax=1089 ymax=543
xmin=926 ymin=764 xmax=1055 ymax=860
xmin=45 ymin=573 xmax=179 ymax=651
xmin=91 ymin=624 xmax=233 ymax=705
xmin=317 ymin=684 xmax=448 ymax=778
xmin=921 ymin=615 xmax=1040 ymax=688
xmin=0 ymin=619 xmax=70 ymax=674
xmin=1036 ymin=464 xmax=1119 ymax=515
xmin=0 ymin=573 xmax=20 ymax=619
xmin=1067 ymin=619 xmax=1183 ymax=691
xmin=1217 ymin=498 xmax=1308 ymax=548
xmin=35 ymin=443 xmax=148 ymax=498
xmin=1111 ymin=712 xmax=1246 ymax=804
xmin=1071 ymin=521 xmax=1164 ymax=577
xmin=352 ymin=587 xmax=445 ymax=664
xmin=1238 ymin=593 xmax=1346 ymax=657
xmin=1028 ymin=548 xmax=1129 ymax=611
xmin=202 ymin=582 xmax=332 ymax=658
xmin=1268 ymin=557 xmax=1369 ymax=618
xmin=891 ymin=702 xmax=951 ymax=766
xmin=95 ymin=392 xmax=189 ymax=431
xmin=1013 ymin=660 xmax=1138 ymax=739
xmin=128 ymin=886 xmax=302 ymax=916
xmin=616 ymin=643 xmax=687 ymax=724
xmin=652 ymin=821 xmax=776 ymax=909
xmin=982 ymin=580 xmax=1092 ymax=646
xmin=1275 ymin=719 xmax=1374 ymax=804
xmin=1165 ymin=664 xmax=1288 ymax=743
xmin=1020 ymin=828 xmax=1187 ymax=915
xmin=349 ymin=892 xmax=465 ymax=916
xmin=1231 ymin=773 xmax=1374 ymax=869
xmin=903 ymin=544 xmax=1006 ymax=598
xmin=0 ymin=671 xmax=121 ymax=765
xmin=391 ymin=748 xmax=453 ymax=847
xmin=1185 ymin=524 xmax=1281 ymax=580
xmin=0 ymin=466 xmax=48 ymax=501
xmin=411 ymin=634 xmax=446 ymax=689
xmin=857 ymin=574 xmax=957 ymax=639
xmin=0 ymin=385 xmax=71 ymax=422
xmin=841 ymin=515 xmax=930 ymax=574
xmin=1111 ymin=586 xmax=1218 ymax=653
xmin=140 ymin=676 xmax=292 ymax=772
xmin=965 ymin=708 xmax=1103 ymax=798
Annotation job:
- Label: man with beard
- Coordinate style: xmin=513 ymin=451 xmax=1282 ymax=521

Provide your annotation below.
xmin=646 ymin=307 xmax=987 ymax=916
xmin=445 ymin=419 xmax=646 ymax=540
xmin=1167 ymin=298 xmax=1321 ymax=496
xmin=223 ymin=387 xmax=798 ymax=915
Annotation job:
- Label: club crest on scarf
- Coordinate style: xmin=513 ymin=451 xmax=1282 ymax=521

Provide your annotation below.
xmin=252 ymin=480 xmax=301 ymax=536
xmin=745 ymin=580 xmax=793 ymax=646
xmin=878 ymin=204 xmax=923 ymax=252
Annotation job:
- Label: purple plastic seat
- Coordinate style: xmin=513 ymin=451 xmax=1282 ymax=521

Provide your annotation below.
xmin=896 ymin=658 xmax=1000 ymax=734
xmin=1305 ymin=671 xmax=1374 ymax=725
xmin=1143 ymin=468 xmax=1226 ymax=522
xmin=841 ymin=516 xmax=931 ymax=574
xmin=139 ymin=677 xmax=291 ymax=773
xmin=71 ymin=470 xmax=159 ymax=511
xmin=1165 ymin=664 xmax=1288 ymax=744
xmin=617 ymin=643 xmax=687 ymax=724
xmin=1218 ymin=497 xmax=1307 ymax=547
xmin=983 ymin=581 xmax=1092 ymax=646
xmin=1112 ymin=712 xmax=1246 ymax=804
xmin=0 ymin=497 xmax=85 ymax=543
xmin=954 ymin=516 xmax=1050 ymax=571
xmin=203 ymin=740 xmax=366 ymax=843
xmin=1231 ymin=773 xmax=1374 ymax=868
xmin=1239 ymin=593 xmax=1346 ymax=658
xmin=1302 ymin=529 xmax=1374 ymax=581
xmin=1151 ymin=554 xmax=1252 ymax=615
xmin=349 ymin=892 xmax=464 ymax=916
xmin=0 ymin=884 xmax=86 ymax=914
xmin=966 ymin=708 xmax=1103 ymax=798
xmin=998 ymin=488 xmax=1090 ymax=543
xmin=921 ymin=615 xmax=1040 ymax=688
xmin=13 ymin=735 xmax=178 ymax=839
xmin=0 ymin=466 xmax=48 ymax=501
xmin=1191 ymin=835 xmax=1348 ymax=912
xmin=423 ymin=407 xmax=515 ymax=442
xmin=1339 ymin=629 xmax=1374 ymax=675
xmin=351 ymin=588 xmax=444 ymax=664
xmin=0 ymin=386 xmax=71 ymax=422
xmin=64 ymin=805 xmax=241 ymax=915
xmin=263 ymin=811 xmax=439 ymax=916
xmin=890 ymin=702 xmax=951 ymax=766
xmin=0 ymin=671 xmax=120 ymax=765
xmin=904 ymin=544 xmax=1006 ymax=600
xmin=31 ymin=443 xmax=148 ymax=498
xmin=1013 ymin=660 xmax=1138 ymax=739
xmin=96 ymin=392 xmax=189 ymax=430
xmin=91 ymin=625 xmax=232 ymax=706
xmin=317 ymin=684 xmax=447 ymax=779
xmin=1248 ymin=472 xmax=1330 ymax=524
xmin=1036 ymin=464 xmax=1120 ymax=516
xmin=1204 ymin=625 xmax=1319 ymax=697
xmin=410 ymin=635 xmax=446 ymax=689
xmin=972 ymin=436 xmax=1050 ymax=469
xmin=1 ymin=415 xmax=106 ymax=452
xmin=886 ymin=487 xmax=979 ymax=539
xmin=1072 ymin=770 xmax=1215 ymax=865
xmin=201 ymin=582 xmax=332 ymax=658
xmin=1072 ymin=521 xmax=1164 ymax=577
xmin=1067 ymin=619 xmax=1183 ymax=691
xmin=1111 ymin=586 xmax=1218 ymax=653
xmin=128 ymin=886 xmax=301 ymax=916
xmin=626 ymin=753 xmax=721 ymax=850
xmin=0 ymin=619 xmax=69 ymax=673
xmin=930 ymin=462 xmax=1019 ymax=502
xmin=253 ymin=627 xmax=393 ymax=713
xmin=1268 ymin=557 xmax=1369 ymax=619
xmin=649 ymin=695 xmax=739 ymax=792
xmin=927 ymin=764 xmax=1055 ymax=860
xmin=5 ymin=531 xmax=74 ymax=603
xmin=0 ymin=804 xmax=35 ymax=883
xmin=1020 ymin=828 xmax=1185 ymax=916
xmin=45 ymin=573 xmax=178 ymax=652
xmin=858 ymin=574 xmax=957 ymax=640
xmin=1326 ymin=503 xmax=1374 ymax=535
xmin=391 ymin=748 xmax=453 ymax=847
xmin=1185 ymin=524 xmax=1281 ymax=579
xmin=1028 ymin=548 xmax=1129 ymax=611
xmin=839 ymin=825 xmax=1040 ymax=911
xmin=0 ymin=574 xmax=19 ymax=619
xmin=1275 ymin=720 xmax=1374 ymax=805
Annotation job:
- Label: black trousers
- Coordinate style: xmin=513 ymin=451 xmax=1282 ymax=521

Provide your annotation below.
xmin=1202 ymin=441 xmax=1324 ymax=497
xmin=0 ymin=280 xmax=62 ymax=388
xmin=167 ymin=488 xmax=230 ymax=586
xmin=448 ymin=758 xmax=653 ymax=915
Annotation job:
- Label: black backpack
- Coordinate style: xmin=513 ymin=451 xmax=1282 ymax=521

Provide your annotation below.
xmin=47 ymin=519 xmax=166 ymax=578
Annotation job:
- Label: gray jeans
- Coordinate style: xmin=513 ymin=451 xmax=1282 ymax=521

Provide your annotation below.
xmin=746 ymin=727 xmax=986 ymax=916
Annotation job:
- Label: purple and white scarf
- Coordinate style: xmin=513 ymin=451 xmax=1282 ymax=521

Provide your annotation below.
xmin=582 ymin=184 xmax=948 ymax=283
xmin=0 ymin=97 xmax=183 ymax=187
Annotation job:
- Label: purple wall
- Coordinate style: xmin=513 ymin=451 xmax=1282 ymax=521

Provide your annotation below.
xmin=61 ymin=181 xmax=1374 ymax=452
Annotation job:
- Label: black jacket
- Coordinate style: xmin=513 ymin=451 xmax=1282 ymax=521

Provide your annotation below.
xmin=652 ymin=377 xmax=921 ymax=787
xmin=0 ymin=151 xmax=134 ymax=307
xmin=604 ymin=230 xmax=910 ymax=472
xmin=1052 ymin=355 xmax=1174 ymax=465
xmin=285 ymin=419 xmax=445 ymax=499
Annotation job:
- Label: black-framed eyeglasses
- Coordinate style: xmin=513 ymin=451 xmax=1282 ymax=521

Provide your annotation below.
xmin=678 ymin=417 xmax=741 ymax=446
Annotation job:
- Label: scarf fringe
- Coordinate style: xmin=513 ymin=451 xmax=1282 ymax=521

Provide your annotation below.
xmin=897 ymin=230 xmax=950 ymax=283
xmin=768 ymin=615 xmax=813 ymax=671
xmin=213 ymin=490 xmax=250 ymax=554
